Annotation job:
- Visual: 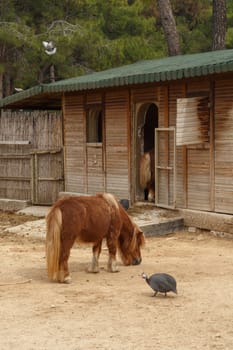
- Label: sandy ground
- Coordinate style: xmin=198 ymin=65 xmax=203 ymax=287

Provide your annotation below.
xmin=0 ymin=211 xmax=233 ymax=350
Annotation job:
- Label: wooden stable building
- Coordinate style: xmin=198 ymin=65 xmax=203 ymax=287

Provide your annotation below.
xmin=1 ymin=49 xmax=233 ymax=224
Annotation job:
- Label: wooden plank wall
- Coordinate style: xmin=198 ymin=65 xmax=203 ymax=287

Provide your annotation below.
xmin=131 ymin=86 xmax=158 ymax=102
xmin=185 ymin=81 xmax=211 ymax=211
xmin=86 ymin=92 xmax=102 ymax=105
xmin=105 ymin=89 xmax=130 ymax=199
xmin=215 ymin=79 xmax=233 ymax=214
xmin=186 ymin=146 xmax=211 ymax=210
xmin=167 ymin=80 xmax=212 ymax=211
xmin=158 ymin=86 xmax=168 ymax=127
xmin=63 ymin=94 xmax=85 ymax=192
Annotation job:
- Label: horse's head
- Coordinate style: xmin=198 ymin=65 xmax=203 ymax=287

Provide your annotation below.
xmin=118 ymin=206 xmax=145 ymax=265
xmin=129 ymin=225 xmax=145 ymax=265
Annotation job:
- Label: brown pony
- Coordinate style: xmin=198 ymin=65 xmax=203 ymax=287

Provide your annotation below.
xmin=46 ymin=193 xmax=145 ymax=283
xmin=139 ymin=148 xmax=155 ymax=201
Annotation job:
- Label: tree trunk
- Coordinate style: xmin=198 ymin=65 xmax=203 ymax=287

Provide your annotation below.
xmin=4 ymin=69 xmax=12 ymax=97
xmin=157 ymin=0 xmax=180 ymax=56
xmin=212 ymin=0 xmax=226 ymax=51
xmin=50 ymin=64 xmax=55 ymax=82
xmin=0 ymin=72 xmax=3 ymax=98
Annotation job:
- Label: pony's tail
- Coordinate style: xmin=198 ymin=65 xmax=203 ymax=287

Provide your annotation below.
xmin=46 ymin=206 xmax=62 ymax=281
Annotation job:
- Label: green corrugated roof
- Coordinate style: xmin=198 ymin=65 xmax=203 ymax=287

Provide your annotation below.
xmin=46 ymin=49 xmax=233 ymax=92
xmin=1 ymin=49 xmax=233 ymax=109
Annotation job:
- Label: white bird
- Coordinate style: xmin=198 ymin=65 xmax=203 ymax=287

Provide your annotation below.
xmin=45 ymin=47 xmax=57 ymax=55
xmin=42 ymin=41 xmax=53 ymax=49
xmin=14 ymin=87 xmax=24 ymax=92
xmin=42 ymin=41 xmax=57 ymax=55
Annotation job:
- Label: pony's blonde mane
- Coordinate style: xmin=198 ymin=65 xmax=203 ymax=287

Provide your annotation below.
xmin=100 ymin=192 xmax=119 ymax=210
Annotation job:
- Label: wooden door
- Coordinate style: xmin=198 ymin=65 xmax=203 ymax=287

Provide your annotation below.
xmin=0 ymin=152 xmax=31 ymax=200
xmin=86 ymin=143 xmax=104 ymax=194
xmin=155 ymin=127 xmax=176 ymax=208
xmin=31 ymin=148 xmax=64 ymax=205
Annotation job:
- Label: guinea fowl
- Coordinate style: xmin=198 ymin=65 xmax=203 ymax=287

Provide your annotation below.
xmin=141 ymin=272 xmax=177 ymax=297
xmin=119 ymin=199 xmax=130 ymax=210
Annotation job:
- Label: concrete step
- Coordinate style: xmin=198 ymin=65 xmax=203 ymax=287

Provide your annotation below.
xmin=0 ymin=198 xmax=30 ymax=211
xmin=139 ymin=217 xmax=184 ymax=236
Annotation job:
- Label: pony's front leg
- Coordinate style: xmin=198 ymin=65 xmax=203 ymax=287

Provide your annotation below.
xmin=88 ymin=241 xmax=102 ymax=273
xmin=106 ymin=236 xmax=119 ymax=273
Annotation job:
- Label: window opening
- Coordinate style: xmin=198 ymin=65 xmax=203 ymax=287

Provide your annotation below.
xmin=86 ymin=108 xmax=103 ymax=143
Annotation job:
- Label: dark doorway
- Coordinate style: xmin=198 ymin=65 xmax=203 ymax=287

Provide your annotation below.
xmin=144 ymin=104 xmax=158 ymax=152
xmin=135 ymin=102 xmax=158 ymax=202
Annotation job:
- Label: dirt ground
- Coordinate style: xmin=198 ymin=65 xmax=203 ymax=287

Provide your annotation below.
xmin=0 ymin=211 xmax=233 ymax=350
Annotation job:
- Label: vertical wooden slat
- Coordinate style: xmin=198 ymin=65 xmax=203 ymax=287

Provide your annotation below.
xmin=214 ymin=78 xmax=233 ymax=213
xmin=209 ymin=80 xmax=215 ymax=211
xmin=31 ymin=155 xmax=35 ymax=203
xmin=34 ymin=153 xmax=38 ymax=204
xmin=102 ymin=93 xmax=107 ymax=192
xmin=105 ymin=89 xmax=130 ymax=199
xmin=155 ymin=127 xmax=176 ymax=209
xmin=182 ymin=145 xmax=187 ymax=208
xmin=127 ymin=90 xmax=131 ymax=200
xmin=169 ymin=82 xmax=186 ymax=208
xmin=63 ymin=94 xmax=85 ymax=192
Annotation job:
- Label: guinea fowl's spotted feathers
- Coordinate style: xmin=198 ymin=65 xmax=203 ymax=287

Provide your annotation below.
xmin=141 ymin=272 xmax=177 ymax=296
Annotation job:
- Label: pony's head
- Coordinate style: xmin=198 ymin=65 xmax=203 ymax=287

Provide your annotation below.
xmin=118 ymin=206 xmax=145 ymax=265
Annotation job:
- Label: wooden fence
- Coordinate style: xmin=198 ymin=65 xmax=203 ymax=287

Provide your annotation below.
xmin=0 ymin=110 xmax=63 ymax=205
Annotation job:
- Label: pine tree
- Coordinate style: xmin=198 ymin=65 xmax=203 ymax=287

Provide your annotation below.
xmin=157 ymin=0 xmax=180 ymax=56
xmin=212 ymin=0 xmax=226 ymax=50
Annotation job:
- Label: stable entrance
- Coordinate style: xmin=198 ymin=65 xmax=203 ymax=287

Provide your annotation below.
xmin=135 ymin=102 xmax=158 ymax=202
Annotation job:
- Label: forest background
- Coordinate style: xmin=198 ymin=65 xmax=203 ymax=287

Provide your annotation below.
xmin=0 ymin=0 xmax=232 ymax=97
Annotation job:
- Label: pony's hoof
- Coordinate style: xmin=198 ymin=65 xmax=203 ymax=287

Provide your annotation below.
xmin=107 ymin=262 xmax=119 ymax=273
xmin=64 ymin=276 xmax=72 ymax=284
xmin=87 ymin=266 xmax=100 ymax=273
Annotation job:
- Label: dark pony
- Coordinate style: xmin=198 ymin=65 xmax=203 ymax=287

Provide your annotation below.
xmin=139 ymin=148 xmax=155 ymax=201
xmin=46 ymin=193 xmax=145 ymax=283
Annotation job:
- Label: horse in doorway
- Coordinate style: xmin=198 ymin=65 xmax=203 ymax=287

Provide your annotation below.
xmin=46 ymin=193 xmax=145 ymax=283
xmin=139 ymin=148 xmax=155 ymax=202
